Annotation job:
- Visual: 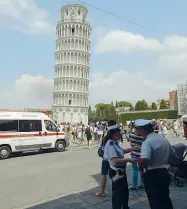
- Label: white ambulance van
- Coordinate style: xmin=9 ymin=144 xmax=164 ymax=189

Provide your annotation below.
xmin=0 ymin=112 xmax=70 ymax=159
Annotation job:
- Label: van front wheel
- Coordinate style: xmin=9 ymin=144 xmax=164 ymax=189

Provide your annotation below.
xmin=55 ymin=141 xmax=65 ymax=152
xmin=0 ymin=146 xmax=11 ymax=159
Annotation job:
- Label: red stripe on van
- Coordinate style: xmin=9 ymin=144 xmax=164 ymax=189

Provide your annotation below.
xmin=0 ymin=132 xmax=65 ymax=138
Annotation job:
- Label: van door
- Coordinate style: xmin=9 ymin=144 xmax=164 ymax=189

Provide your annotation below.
xmin=43 ymin=120 xmax=58 ymax=149
xmin=18 ymin=120 xmax=42 ymax=151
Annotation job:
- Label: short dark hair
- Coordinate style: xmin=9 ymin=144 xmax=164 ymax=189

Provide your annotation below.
xmin=139 ymin=124 xmax=154 ymax=132
xmin=103 ymin=134 xmax=110 ymax=145
xmin=106 ymin=131 xmax=112 ymax=140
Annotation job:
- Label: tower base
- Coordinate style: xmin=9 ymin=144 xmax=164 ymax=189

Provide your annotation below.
xmin=52 ymin=106 xmax=88 ymax=125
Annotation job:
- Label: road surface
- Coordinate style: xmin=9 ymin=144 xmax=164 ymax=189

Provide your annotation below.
xmin=0 ymin=131 xmax=186 ymax=209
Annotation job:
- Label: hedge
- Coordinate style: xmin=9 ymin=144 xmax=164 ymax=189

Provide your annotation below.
xmin=119 ymin=110 xmax=178 ymax=124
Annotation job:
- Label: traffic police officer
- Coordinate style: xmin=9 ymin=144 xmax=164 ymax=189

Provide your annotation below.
xmin=135 ymin=119 xmax=173 ymax=209
xmin=104 ymin=120 xmax=138 ymax=209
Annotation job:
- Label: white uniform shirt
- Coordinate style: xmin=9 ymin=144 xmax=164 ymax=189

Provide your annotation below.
xmin=104 ymin=139 xmax=126 ymax=168
xmin=140 ymin=132 xmax=170 ymax=167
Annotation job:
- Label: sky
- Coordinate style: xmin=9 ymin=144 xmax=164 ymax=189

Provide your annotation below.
xmin=1 ymin=0 xmax=187 ymax=109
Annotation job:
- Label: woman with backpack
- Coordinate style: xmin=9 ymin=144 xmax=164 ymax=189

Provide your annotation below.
xmin=85 ymin=125 xmax=92 ymax=149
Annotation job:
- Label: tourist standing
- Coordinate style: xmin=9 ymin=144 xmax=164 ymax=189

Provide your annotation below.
xmin=172 ymin=119 xmax=179 ymax=137
xmin=161 ymin=120 xmax=168 ymax=137
xmin=128 ymin=132 xmax=144 ymax=191
xmin=93 ymin=124 xmax=98 ymax=141
xmin=85 ymin=125 xmax=92 ymax=149
xmin=97 ymin=122 xmax=104 ymax=145
xmin=152 ymin=119 xmax=159 ymax=134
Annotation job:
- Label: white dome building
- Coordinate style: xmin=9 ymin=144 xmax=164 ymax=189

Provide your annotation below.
xmin=52 ymin=3 xmax=91 ymax=125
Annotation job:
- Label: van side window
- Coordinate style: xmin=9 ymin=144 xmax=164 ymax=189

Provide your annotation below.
xmin=44 ymin=120 xmax=57 ymax=132
xmin=19 ymin=120 xmax=42 ymax=132
xmin=0 ymin=120 xmax=18 ymax=132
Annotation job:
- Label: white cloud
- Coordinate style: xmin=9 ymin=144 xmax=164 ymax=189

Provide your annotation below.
xmin=0 ymin=74 xmax=53 ymax=109
xmin=163 ymin=35 xmax=187 ymax=53
xmin=95 ymin=30 xmax=162 ymax=53
xmin=0 ymin=0 xmax=54 ymax=34
xmin=89 ymin=71 xmax=172 ymax=106
xmin=0 ymin=71 xmax=173 ymax=110
xmin=95 ymin=29 xmax=187 ymax=54
xmin=93 ymin=28 xmax=187 ymax=96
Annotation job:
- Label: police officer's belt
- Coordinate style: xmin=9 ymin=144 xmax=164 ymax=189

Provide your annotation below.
xmin=147 ymin=164 xmax=169 ymax=171
xmin=110 ymin=165 xmax=126 ymax=182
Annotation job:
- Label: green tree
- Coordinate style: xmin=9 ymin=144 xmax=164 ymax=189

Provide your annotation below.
xmin=88 ymin=105 xmax=94 ymax=122
xmin=95 ymin=107 xmax=101 ymax=120
xmin=117 ymin=101 xmax=133 ymax=108
xmin=135 ymin=99 xmax=148 ymax=111
xmin=95 ymin=103 xmax=117 ymax=120
xmin=115 ymin=101 xmax=134 ymax=111
xmin=159 ymin=99 xmax=169 ymax=109
xmin=95 ymin=103 xmax=106 ymax=119
xmin=103 ymin=107 xmax=109 ymax=120
xmin=88 ymin=105 xmax=91 ymax=114
xmin=115 ymin=101 xmax=118 ymax=108
xmin=108 ymin=104 xmax=117 ymax=120
xmin=119 ymin=110 xmax=178 ymax=124
xmin=151 ymin=102 xmax=157 ymax=110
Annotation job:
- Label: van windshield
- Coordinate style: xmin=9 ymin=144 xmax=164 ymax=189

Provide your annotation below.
xmin=44 ymin=120 xmax=58 ymax=132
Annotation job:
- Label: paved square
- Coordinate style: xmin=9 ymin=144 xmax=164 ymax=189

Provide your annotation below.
xmin=0 ymin=131 xmax=186 ymax=209
xmin=28 ymin=169 xmax=187 ymax=209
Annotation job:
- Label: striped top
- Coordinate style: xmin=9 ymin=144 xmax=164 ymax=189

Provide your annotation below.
xmin=129 ymin=133 xmax=145 ymax=158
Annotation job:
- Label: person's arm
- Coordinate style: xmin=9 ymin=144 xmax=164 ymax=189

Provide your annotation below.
xmin=123 ymin=146 xmax=140 ymax=154
xmin=112 ymin=157 xmax=136 ymax=164
xmin=107 ymin=145 xmax=137 ymax=164
xmin=138 ymin=142 xmax=152 ymax=171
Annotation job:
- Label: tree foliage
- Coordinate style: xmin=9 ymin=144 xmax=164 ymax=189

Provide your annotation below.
xmin=159 ymin=99 xmax=170 ymax=109
xmin=95 ymin=107 xmax=101 ymax=121
xmin=116 ymin=101 xmax=133 ymax=107
xmin=135 ymin=99 xmax=148 ymax=111
xmin=115 ymin=101 xmax=134 ymax=111
xmin=120 ymin=110 xmax=178 ymax=124
xmin=88 ymin=105 xmax=94 ymax=122
xmin=94 ymin=103 xmax=117 ymax=121
xmin=151 ymin=102 xmax=157 ymax=110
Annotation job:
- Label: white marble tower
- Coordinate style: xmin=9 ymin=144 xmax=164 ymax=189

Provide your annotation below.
xmin=52 ymin=3 xmax=91 ymax=125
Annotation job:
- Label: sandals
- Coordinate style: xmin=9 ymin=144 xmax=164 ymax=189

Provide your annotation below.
xmin=95 ymin=192 xmax=105 ymax=197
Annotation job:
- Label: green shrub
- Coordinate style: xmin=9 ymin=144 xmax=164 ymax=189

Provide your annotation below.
xmin=119 ymin=110 xmax=178 ymax=124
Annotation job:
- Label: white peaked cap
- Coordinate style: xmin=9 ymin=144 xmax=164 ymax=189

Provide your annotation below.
xmin=135 ymin=119 xmax=152 ymax=127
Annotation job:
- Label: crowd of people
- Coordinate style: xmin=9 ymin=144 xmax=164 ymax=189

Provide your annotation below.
xmin=94 ymin=118 xmax=183 ymax=209
xmin=56 ymin=119 xmax=182 ymax=152
xmin=57 ymin=121 xmax=108 ymax=149
xmin=57 ymin=118 xmax=184 ymax=209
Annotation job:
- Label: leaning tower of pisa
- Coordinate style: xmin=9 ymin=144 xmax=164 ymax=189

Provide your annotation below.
xmin=52 ymin=3 xmax=91 ymax=125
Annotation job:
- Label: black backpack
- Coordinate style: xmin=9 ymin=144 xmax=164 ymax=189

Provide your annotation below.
xmin=98 ymin=139 xmax=104 ymax=157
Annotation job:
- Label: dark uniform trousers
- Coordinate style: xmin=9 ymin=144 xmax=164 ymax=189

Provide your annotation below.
xmin=109 ymin=168 xmax=129 ymax=209
xmin=143 ymin=168 xmax=173 ymax=209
